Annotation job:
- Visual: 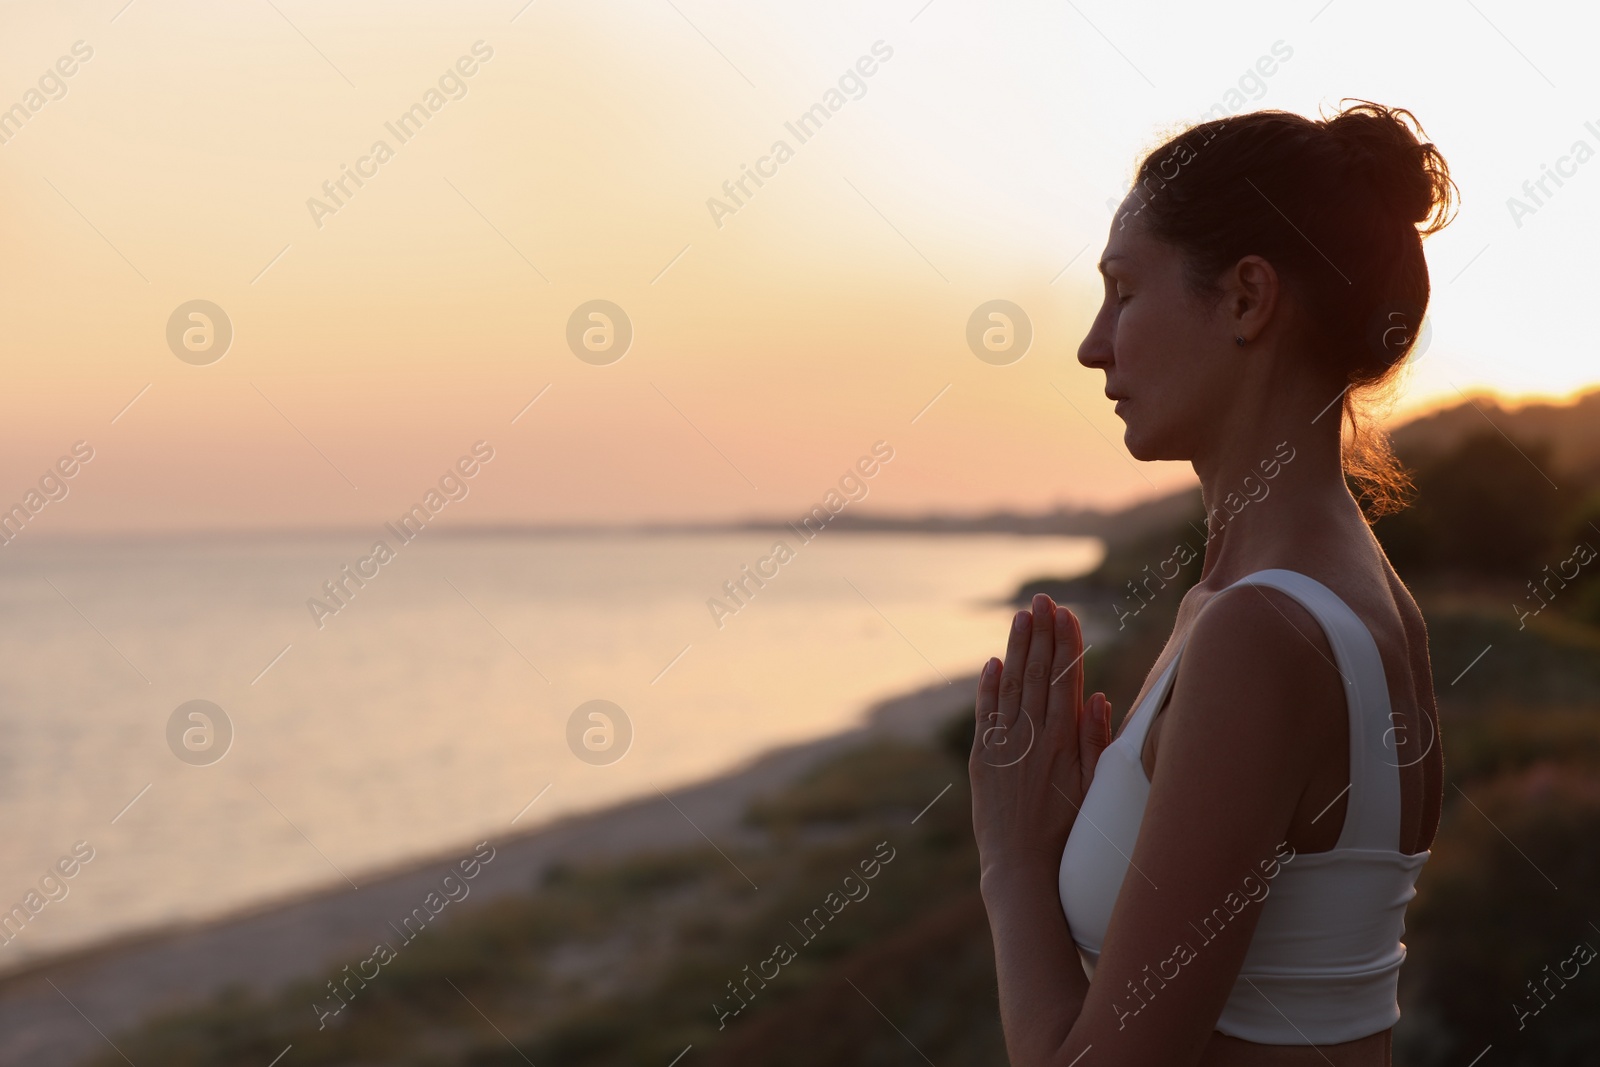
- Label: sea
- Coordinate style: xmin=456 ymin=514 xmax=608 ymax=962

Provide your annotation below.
xmin=0 ymin=529 xmax=1099 ymax=972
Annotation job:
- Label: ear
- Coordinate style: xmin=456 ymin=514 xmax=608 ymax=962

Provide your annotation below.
xmin=1228 ymin=253 xmax=1281 ymax=345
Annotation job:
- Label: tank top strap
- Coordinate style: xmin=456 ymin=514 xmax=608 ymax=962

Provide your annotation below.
xmin=1118 ymin=649 xmax=1185 ymax=753
xmin=1225 ymin=569 xmax=1401 ymax=853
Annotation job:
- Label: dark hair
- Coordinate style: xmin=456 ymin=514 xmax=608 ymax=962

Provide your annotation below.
xmin=1125 ymin=100 xmax=1458 ymax=518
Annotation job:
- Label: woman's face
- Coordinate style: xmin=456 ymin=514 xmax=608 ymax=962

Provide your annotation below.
xmin=1076 ymin=196 xmax=1243 ymax=463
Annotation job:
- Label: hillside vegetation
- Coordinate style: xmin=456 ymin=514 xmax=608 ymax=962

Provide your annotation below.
xmin=88 ymin=390 xmax=1600 ymax=1066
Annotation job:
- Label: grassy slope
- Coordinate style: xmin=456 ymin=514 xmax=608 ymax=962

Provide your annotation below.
xmin=86 ymin=728 xmax=1002 ymax=1067
xmin=89 ymin=396 xmax=1600 ymax=1066
xmin=88 ymin=584 xmax=1600 ymax=1066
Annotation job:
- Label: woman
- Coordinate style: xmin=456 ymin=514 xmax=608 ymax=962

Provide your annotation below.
xmin=970 ymin=101 xmax=1456 ymax=1065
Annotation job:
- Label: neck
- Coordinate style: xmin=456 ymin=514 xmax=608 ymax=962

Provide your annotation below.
xmin=1188 ymin=389 xmax=1360 ymax=585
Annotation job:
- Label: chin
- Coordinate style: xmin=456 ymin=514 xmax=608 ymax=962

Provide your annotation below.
xmin=1121 ymin=423 xmax=1185 ymax=463
xmin=1119 ymin=421 xmax=1153 ymax=461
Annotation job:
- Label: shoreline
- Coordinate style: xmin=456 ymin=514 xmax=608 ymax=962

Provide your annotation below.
xmin=0 ymin=672 xmax=977 ymax=1067
xmin=4 ymin=492 xmax=1194 ymax=549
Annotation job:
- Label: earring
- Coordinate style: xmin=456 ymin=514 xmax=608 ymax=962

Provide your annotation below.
xmin=1234 ymin=335 xmax=1246 ymax=346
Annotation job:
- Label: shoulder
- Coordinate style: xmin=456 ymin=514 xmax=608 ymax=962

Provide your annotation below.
xmin=1186 ymin=580 xmax=1336 ymax=677
xmin=1382 ymin=561 xmax=1433 ymax=660
xmin=1163 ymin=581 xmax=1344 ymax=759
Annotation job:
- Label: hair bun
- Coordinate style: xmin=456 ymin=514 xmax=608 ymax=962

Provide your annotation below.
xmin=1323 ymin=100 xmax=1456 ymax=235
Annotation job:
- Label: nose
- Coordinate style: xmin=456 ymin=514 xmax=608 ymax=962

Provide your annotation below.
xmin=1077 ymin=305 xmax=1113 ymax=372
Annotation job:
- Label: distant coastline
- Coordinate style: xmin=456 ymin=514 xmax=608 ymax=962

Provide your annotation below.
xmin=435 ymin=488 xmax=1198 ymax=544
xmin=15 ymin=385 xmax=1598 ymax=551
xmin=16 ymin=487 xmax=1200 ymax=552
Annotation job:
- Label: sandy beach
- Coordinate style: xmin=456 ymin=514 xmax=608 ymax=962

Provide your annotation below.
xmin=0 ymin=674 xmax=976 ymax=1067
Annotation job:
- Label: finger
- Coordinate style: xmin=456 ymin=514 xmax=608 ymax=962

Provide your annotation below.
xmin=995 ymin=606 xmax=1033 ymax=730
xmin=1079 ymin=692 xmax=1113 ymax=789
xmin=1017 ymin=593 xmax=1057 ymax=737
xmin=1044 ymin=604 xmax=1086 ymax=745
xmin=973 ymin=656 xmax=1002 ymax=757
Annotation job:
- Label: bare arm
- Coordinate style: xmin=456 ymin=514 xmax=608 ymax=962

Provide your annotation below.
xmin=973 ymin=586 xmax=1343 ymax=1066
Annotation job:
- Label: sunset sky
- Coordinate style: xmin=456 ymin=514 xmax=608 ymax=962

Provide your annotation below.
xmin=2 ymin=0 xmax=1596 ymax=534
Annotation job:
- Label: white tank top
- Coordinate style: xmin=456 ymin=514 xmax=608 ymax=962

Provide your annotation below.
xmin=1058 ymin=568 xmax=1430 ymax=1044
